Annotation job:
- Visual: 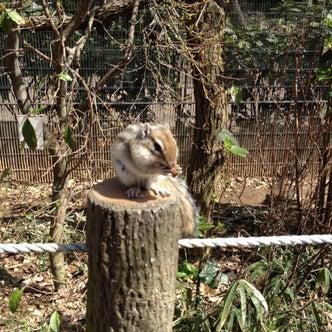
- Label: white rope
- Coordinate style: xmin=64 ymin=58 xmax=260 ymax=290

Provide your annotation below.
xmin=0 ymin=234 xmax=331 ymax=254
xmin=178 ymin=234 xmax=332 ymax=248
xmin=0 ymin=243 xmax=87 ymax=254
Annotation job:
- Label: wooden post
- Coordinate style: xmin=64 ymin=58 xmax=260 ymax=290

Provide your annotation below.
xmin=86 ymin=178 xmax=182 ymax=332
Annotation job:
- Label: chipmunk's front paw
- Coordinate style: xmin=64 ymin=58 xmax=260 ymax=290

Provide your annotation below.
xmin=150 ymin=183 xmax=171 ymax=197
xmin=126 ymin=187 xmax=142 ymax=198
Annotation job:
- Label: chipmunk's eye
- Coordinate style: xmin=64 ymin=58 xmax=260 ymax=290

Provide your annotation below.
xmin=154 ymin=142 xmax=162 ymax=153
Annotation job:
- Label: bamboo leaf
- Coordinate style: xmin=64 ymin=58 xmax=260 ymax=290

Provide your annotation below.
xmin=241 ymin=279 xmax=268 ymax=315
xmin=227 ymin=307 xmax=237 ymax=331
xmin=238 ymin=282 xmax=247 ymax=328
xmin=311 ymin=301 xmax=322 ymax=327
xmin=216 ymin=281 xmax=239 ymax=331
xmin=317 ymin=268 xmax=332 ymax=294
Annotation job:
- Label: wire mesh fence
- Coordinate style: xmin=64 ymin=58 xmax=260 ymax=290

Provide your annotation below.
xmin=0 ymin=1 xmax=331 ymax=182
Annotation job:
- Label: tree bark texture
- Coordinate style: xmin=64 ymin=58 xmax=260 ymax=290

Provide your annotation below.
xmin=5 ymin=28 xmax=32 ymax=114
xmin=86 ymin=178 xmax=182 ymax=332
xmin=49 ymin=152 xmax=70 ymax=291
xmin=186 ymin=1 xmax=227 ymax=219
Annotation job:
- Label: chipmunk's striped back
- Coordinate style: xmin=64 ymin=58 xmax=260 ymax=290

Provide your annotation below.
xmin=111 ymin=122 xmax=198 ymax=235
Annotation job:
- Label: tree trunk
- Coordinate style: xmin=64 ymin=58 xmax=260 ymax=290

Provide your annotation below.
xmin=186 ymin=1 xmax=227 ymax=220
xmin=225 ymin=0 xmax=247 ymax=29
xmin=315 ymin=92 xmax=332 ymax=230
xmin=47 ymin=46 xmax=72 ymax=290
xmin=5 ymin=28 xmax=32 ymax=114
xmin=86 ymin=178 xmax=182 ymax=332
xmin=47 ymin=0 xmax=93 ymax=290
xmin=49 ymin=146 xmax=70 ymax=290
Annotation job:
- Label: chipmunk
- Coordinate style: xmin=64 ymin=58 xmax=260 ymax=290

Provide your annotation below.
xmin=111 ymin=122 xmax=198 ymax=235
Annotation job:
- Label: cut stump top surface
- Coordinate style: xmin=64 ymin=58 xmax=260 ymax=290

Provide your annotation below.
xmin=88 ymin=178 xmax=172 ymax=208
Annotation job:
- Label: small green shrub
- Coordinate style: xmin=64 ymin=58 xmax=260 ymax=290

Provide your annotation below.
xmin=174 ymin=246 xmax=331 ymax=331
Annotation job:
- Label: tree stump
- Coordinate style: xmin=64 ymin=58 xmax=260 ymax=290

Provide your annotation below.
xmin=86 ymin=178 xmax=182 ymax=332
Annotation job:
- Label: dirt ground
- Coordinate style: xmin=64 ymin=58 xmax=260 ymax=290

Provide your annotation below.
xmin=218 ymin=177 xmax=270 ymax=206
xmin=0 ymin=178 xmax=270 ymax=331
xmin=0 ymin=181 xmax=88 ymax=331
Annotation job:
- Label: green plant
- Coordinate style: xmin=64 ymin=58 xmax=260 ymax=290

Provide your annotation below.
xmin=0 ymin=167 xmax=11 ymax=182
xmin=9 ymin=287 xmax=25 ymax=314
xmin=174 ymin=258 xmax=269 ymax=331
xmin=217 ymin=128 xmax=249 ymax=158
xmin=0 ymin=4 xmax=25 ymax=32
xmin=174 ymin=245 xmax=332 ymax=331
xmin=214 ymin=279 xmax=268 ymax=332
xmin=196 ymin=217 xmax=215 ymax=237
xmin=175 ymin=258 xmax=233 ymax=331
xmin=243 ymin=247 xmax=332 ymax=331
xmin=49 ymin=311 xmax=61 ymax=332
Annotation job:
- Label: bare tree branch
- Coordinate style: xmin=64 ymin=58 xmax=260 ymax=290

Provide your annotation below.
xmin=18 ymin=0 xmax=150 ymax=32
xmin=62 ymin=0 xmax=94 ymax=42
xmin=40 ymin=0 xmax=60 ymax=36
xmin=77 ymin=0 xmax=141 ymax=112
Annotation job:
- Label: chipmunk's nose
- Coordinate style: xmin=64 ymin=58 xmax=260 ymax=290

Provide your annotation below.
xmin=170 ymin=164 xmax=181 ymax=177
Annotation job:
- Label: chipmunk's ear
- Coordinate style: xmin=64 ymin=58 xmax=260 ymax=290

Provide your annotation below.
xmin=138 ymin=122 xmax=150 ymax=139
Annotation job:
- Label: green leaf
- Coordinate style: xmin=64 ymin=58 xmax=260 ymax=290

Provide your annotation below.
xmin=311 ymin=301 xmax=322 ymax=327
xmin=216 ymin=281 xmax=239 ymax=331
xmin=240 ymin=279 xmax=268 ymax=315
xmin=216 ymin=128 xmax=239 ymax=146
xmin=216 ymin=128 xmax=249 ymax=158
xmin=0 ymin=11 xmax=6 ymax=25
xmin=9 ymin=287 xmax=25 ymax=313
xmin=49 ymin=311 xmax=61 ymax=332
xmin=223 ymin=137 xmax=234 ymax=150
xmin=5 ymin=9 xmax=25 ymax=25
xmin=230 ymin=145 xmax=249 ymax=158
xmin=227 ymin=307 xmax=237 ymax=331
xmin=31 ymin=105 xmax=48 ymax=115
xmin=0 ymin=14 xmax=12 ymax=33
xmin=177 ymin=260 xmax=198 ymax=278
xmin=238 ymin=284 xmax=247 ymax=329
xmin=219 ymin=273 xmax=230 ymax=286
xmin=317 ymin=268 xmax=332 ymax=295
xmin=230 ymin=85 xmax=242 ymax=106
xmin=57 ymin=72 xmax=72 ymax=82
xmin=176 ymin=271 xmax=189 ymax=278
xmin=183 ymin=261 xmax=198 ymax=275
xmin=22 ymin=118 xmax=37 ymax=150
xmin=63 ymin=125 xmax=76 ymax=150
xmin=200 ymin=261 xmax=219 ymax=288
xmin=197 ymin=218 xmax=215 ymax=232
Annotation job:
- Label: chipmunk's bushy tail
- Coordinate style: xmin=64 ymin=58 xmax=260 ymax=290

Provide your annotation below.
xmin=168 ymin=177 xmax=199 ymax=236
